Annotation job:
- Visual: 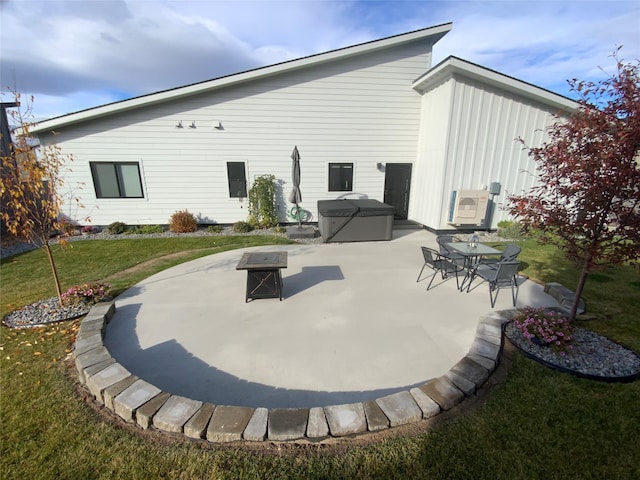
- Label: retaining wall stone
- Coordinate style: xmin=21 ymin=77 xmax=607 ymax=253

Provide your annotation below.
xmin=103 ymin=375 xmax=138 ymax=410
xmin=376 ymin=391 xmax=422 ymax=427
xmin=363 ymin=400 xmax=390 ymax=431
xmin=544 ymin=282 xmax=586 ymax=315
xmin=206 ymin=405 xmax=254 ymax=442
xmin=153 ymin=395 xmax=203 ymax=433
xmin=324 ymin=403 xmax=367 ymax=437
xmin=86 ymin=362 xmax=131 ymax=402
xmin=243 ymin=407 xmax=268 ymax=441
xmin=268 ymin=408 xmax=309 ymax=441
xmin=306 ymin=407 xmax=329 ymax=438
xmin=137 ymin=392 xmax=171 ymax=430
xmin=114 ymin=379 xmax=162 ymax=423
xmin=184 ymin=403 xmax=216 ymax=439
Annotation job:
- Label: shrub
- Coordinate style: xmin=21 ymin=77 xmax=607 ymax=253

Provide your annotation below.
xmin=512 ymin=307 xmax=574 ymax=355
xmin=169 ymin=210 xmax=197 ymax=233
xmin=106 ymin=221 xmax=128 ymax=234
xmin=274 ymin=226 xmax=287 ymax=234
xmin=233 ymin=221 xmax=253 ymax=233
xmin=206 ymin=225 xmax=222 ymax=233
xmin=128 ymin=225 xmax=165 ymax=235
xmin=61 ymin=282 xmax=111 ymax=306
xmin=247 ymin=174 xmax=278 ymax=228
xmin=497 ymin=220 xmax=524 ymax=240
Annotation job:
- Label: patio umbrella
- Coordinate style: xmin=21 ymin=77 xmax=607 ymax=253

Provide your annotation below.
xmin=287 ymin=146 xmax=302 ymax=228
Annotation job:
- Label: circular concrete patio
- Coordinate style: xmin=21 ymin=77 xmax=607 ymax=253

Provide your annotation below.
xmin=104 ymin=229 xmax=559 ymax=409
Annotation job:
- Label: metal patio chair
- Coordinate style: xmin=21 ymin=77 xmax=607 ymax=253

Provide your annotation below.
xmin=436 ymin=235 xmax=465 ymax=267
xmin=477 ymin=244 xmax=521 ymax=269
xmin=467 ymin=260 xmax=520 ymax=307
xmin=417 ymin=246 xmax=462 ymax=291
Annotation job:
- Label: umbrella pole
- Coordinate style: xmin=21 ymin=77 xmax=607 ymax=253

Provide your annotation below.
xmin=296 ymin=202 xmax=302 ymax=229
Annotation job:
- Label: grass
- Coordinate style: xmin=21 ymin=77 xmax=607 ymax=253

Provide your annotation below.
xmin=0 ymin=236 xmax=292 ymax=317
xmin=1 ymin=235 xmax=639 ymax=479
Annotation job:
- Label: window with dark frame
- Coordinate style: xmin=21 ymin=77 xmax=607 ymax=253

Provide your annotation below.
xmin=227 ymin=161 xmax=247 ymax=198
xmin=328 ymin=162 xmax=353 ymax=192
xmin=90 ymin=162 xmax=143 ymax=198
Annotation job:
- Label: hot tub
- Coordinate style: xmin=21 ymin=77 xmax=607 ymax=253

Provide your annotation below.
xmin=317 ymin=199 xmax=394 ymax=243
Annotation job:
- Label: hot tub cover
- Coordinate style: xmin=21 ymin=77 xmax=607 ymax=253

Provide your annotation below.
xmin=317 ymin=199 xmax=394 ymax=217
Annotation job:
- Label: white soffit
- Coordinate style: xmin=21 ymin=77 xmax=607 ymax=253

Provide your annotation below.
xmin=412 ymin=56 xmax=578 ymax=113
xmin=33 ymin=23 xmax=452 ymax=133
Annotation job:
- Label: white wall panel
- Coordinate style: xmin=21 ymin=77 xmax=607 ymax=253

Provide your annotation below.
xmin=411 ymin=75 xmax=561 ymax=230
xmin=409 ymin=79 xmax=453 ymax=228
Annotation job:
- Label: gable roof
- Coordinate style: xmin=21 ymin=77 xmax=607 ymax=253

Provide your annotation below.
xmin=412 ymin=55 xmax=578 ymax=112
xmin=32 ymin=23 xmax=452 ymax=133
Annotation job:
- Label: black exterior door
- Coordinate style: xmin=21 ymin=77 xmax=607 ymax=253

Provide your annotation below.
xmin=383 ymin=163 xmax=412 ymax=220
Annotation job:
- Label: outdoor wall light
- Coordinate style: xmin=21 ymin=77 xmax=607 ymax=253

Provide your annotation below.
xmin=376 ymin=162 xmax=385 ymax=171
xmin=176 ymin=121 xmax=183 ymax=128
xmin=214 ymin=121 xmax=223 ymax=130
xmin=189 ymin=121 xmax=197 ymax=128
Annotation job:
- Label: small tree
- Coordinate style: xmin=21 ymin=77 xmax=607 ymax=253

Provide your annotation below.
xmin=508 ymin=50 xmax=640 ymax=322
xmin=0 ymin=93 xmax=77 ymax=305
xmin=248 ymin=174 xmax=278 ymax=228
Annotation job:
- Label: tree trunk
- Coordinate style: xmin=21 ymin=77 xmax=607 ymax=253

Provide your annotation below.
xmin=570 ymin=257 xmax=591 ymax=323
xmin=43 ymin=240 xmax=63 ymax=305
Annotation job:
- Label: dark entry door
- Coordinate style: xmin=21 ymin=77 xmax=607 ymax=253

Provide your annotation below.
xmin=383 ymin=163 xmax=412 ymax=220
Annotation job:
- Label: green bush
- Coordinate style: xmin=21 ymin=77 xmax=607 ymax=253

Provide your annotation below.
xmin=169 ymin=210 xmax=197 ymax=233
xmin=127 ymin=225 xmax=165 ymax=235
xmin=206 ymin=225 xmax=223 ymax=233
xmin=274 ymin=226 xmax=286 ymax=234
xmin=233 ymin=221 xmax=254 ymax=233
xmin=497 ymin=220 xmax=524 ymax=240
xmin=106 ymin=221 xmax=128 ymax=234
xmin=247 ymin=174 xmax=278 ymax=228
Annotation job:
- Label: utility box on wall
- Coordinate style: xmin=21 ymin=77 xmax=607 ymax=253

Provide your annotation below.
xmin=448 ymin=189 xmax=490 ymax=227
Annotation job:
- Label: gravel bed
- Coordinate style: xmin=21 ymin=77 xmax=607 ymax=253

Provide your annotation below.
xmin=505 ymin=321 xmax=640 ymax=380
xmin=3 ymin=297 xmax=91 ymax=329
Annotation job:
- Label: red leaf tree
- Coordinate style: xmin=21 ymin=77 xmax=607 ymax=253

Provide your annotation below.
xmin=508 ymin=50 xmax=640 ymax=322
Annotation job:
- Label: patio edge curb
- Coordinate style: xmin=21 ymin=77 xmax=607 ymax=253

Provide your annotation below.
xmin=74 ymin=302 xmax=514 ymax=443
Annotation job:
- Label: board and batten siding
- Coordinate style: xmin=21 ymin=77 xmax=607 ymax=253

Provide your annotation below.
xmin=411 ymin=74 xmax=562 ymax=230
xmin=42 ymin=41 xmax=434 ymax=226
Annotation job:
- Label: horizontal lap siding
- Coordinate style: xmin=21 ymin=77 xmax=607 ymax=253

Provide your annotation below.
xmin=48 ymin=43 xmax=432 ymax=225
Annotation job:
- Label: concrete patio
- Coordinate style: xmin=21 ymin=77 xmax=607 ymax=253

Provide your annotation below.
xmin=104 ymin=228 xmax=559 ymax=410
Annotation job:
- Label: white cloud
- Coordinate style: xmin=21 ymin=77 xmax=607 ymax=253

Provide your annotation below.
xmin=433 ymin=1 xmax=640 ymax=96
xmin=1 ymin=0 xmax=638 ymax=119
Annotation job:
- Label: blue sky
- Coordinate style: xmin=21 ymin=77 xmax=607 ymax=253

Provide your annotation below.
xmin=1 ymin=0 xmax=638 ymax=120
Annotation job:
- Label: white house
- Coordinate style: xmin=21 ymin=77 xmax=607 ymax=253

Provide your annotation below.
xmin=32 ymin=23 xmax=577 ymax=232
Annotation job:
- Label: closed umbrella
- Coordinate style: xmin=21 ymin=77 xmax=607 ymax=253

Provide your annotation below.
xmin=287 ymin=146 xmax=302 ymax=228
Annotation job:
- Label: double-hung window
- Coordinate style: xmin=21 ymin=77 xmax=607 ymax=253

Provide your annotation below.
xmin=328 ymin=163 xmax=353 ymax=192
xmin=90 ymin=162 xmax=143 ymax=198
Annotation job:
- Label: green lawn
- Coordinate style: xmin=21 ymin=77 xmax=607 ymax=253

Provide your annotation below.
xmin=1 ymin=236 xmax=639 ymax=479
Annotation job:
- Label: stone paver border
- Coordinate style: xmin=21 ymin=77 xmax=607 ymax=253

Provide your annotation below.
xmin=74 ymin=301 xmax=516 ymax=442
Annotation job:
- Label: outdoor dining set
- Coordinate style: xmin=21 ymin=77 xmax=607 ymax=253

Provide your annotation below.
xmin=417 ymin=235 xmax=521 ymax=307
